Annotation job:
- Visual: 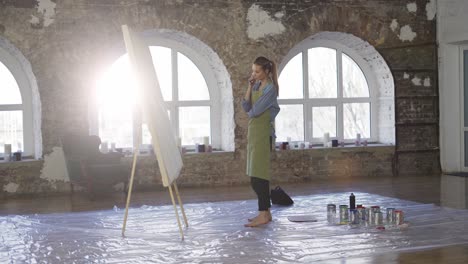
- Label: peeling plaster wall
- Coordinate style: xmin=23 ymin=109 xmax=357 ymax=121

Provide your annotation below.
xmin=246 ymin=4 xmax=285 ymax=40
xmin=40 ymin=147 xmax=69 ymax=182
xmin=0 ymin=0 xmax=439 ymax=196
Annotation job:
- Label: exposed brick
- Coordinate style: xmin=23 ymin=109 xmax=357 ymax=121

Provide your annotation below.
xmin=0 ymin=0 xmax=439 ymax=196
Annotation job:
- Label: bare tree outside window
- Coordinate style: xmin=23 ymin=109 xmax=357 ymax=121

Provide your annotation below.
xmin=278 ymin=53 xmax=303 ymax=99
xmin=277 ymin=46 xmax=371 ymax=143
xmin=313 ymin=107 xmax=336 ymax=138
xmin=275 ymin=105 xmax=304 ymax=142
xmin=0 ymin=61 xmax=23 ymax=153
xmin=308 ymin=47 xmax=337 ymax=99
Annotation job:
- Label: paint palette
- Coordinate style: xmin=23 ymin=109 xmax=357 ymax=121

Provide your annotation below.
xmin=287 ymin=215 xmax=318 ymax=222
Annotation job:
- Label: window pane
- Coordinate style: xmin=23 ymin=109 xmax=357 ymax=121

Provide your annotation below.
xmin=344 ymin=103 xmax=370 ymax=139
xmin=275 ymin=104 xmax=304 ymax=142
xmin=343 ymin=53 xmax=370 ymax=98
xmin=465 ymin=132 xmax=468 ymax=167
xmin=150 ymin=46 xmax=172 ymax=101
xmin=0 ymin=111 xmax=23 ymax=153
xmin=178 ymin=52 xmax=209 ymax=101
xmin=308 ymin=47 xmax=337 ymax=98
xmin=312 ymin=107 xmax=336 ymax=138
xmin=278 ymin=53 xmax=303 ymax=99
xmin=96 ymin=55 xmax=137 ymax=106
xmin=0 ymin=61 xmax=22 ymax=104
xmin=464 ymin=50 xmax=468 ymax=127
xmin=179 ymin=106 xmax=210 ymax=145
xmin=98 ymin=106 xmax=133 ymax=148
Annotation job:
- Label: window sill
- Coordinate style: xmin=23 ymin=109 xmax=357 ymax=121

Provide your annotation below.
xmin=121 ymin=150 xmax=235 ymax=160
xmin=274 ymin=143 xmax=395 ymax=152
xmin=0 ymin=159 xmax=43 ymax=167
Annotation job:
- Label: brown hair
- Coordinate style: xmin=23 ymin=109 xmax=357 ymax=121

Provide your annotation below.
xmin=254 ymin=56 xmax=279 ymax=97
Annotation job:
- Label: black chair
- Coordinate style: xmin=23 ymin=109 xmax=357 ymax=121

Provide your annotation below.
xmin=62 ymin=133 xmax=129 ymax=199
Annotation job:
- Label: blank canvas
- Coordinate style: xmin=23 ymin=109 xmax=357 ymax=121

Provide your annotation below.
xmin=122 ymin=25 xmax=183 ymax=187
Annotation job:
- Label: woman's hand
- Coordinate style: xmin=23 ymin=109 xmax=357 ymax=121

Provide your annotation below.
xmin=244 ymin=74 xmax=255 ymax=102
xmin=248 ymin=73 xmax=256 ymax=87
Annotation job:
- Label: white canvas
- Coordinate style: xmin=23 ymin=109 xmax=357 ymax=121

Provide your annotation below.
xmin=122 ymin=25 xmax=183 ymax=187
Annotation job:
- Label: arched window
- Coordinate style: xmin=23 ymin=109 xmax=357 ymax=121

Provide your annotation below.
xmin=277 ymin=39 xmax=379 ymax=144
xmin=0 ymin=61 xmax=23 ymax=154
xmin=0 ymin=38 xmax=41 ymax=159
xmin=92 ymin=45 xmax=217 ymax=150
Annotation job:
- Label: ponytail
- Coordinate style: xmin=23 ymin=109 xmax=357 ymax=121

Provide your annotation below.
xmin=254 ymin=56 xmax=280 ymax=97
xmin=270 ymin=61 xmax=279 ymax=97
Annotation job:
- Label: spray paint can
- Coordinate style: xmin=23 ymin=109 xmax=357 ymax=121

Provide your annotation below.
xmin=339 ymin=205 xmax=349 ymax=224
xmin=349 ymin=193 xmax=356 ymax=209
xmin=327 ymin=204 xmax=336 ymax=224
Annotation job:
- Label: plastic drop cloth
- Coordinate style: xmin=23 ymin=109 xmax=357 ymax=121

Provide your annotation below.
xmin=2 ymin=192 xmax=468 ymax=263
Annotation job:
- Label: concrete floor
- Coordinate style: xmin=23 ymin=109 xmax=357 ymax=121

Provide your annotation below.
xmin=1 ymin=174 xmax=468 ymax=263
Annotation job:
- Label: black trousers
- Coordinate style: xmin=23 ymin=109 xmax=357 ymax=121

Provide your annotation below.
xmin=250 ymin=177 xmax=271 ymax=211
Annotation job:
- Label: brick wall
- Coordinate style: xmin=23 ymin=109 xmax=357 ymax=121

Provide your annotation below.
xmin=0 ymin=0 xmax=439 ymax=197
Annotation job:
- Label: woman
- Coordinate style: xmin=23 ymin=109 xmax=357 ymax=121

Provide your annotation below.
xmin=241 ymin=56 xmax=280 ymax=227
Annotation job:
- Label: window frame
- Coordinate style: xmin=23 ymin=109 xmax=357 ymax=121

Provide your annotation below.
xmin=278 ymin=39 xmax=378 ymax=144
xmin=459 ymin=45 xmax=468 ymax=171
xmin=90 ymin=37 xmax=221 ymax=150
xmin=0 ymin=46 xmax=35 ymax=157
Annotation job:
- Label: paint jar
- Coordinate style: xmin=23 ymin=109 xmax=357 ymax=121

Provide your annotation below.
xmin=4 ymin=144 xmax=11 ymax=162
xmin=197 ymin=144 xmax=205 ymax=153
xmin=350 ymin=209 xmax=359 ymax=225
xmin=13 ymin=152 xmax=22 ymax=161
xmin=357 ymin=207 xmax=366 ymax=222
xmin=327 ymin=204 xmax=336 ymax=224
xmin=331 ymin=139 xmax=338 ymax=147
xmin=395 ymin=210 xmax=404 ymax=225
xmin=339 ymin=205 xmax=349 ymax=224
xmin=203 ymin=136 xmax=210 ymax=147
xmin=281 ymin=142 xmax=288 ymax=150
xmin=386 ymin=208 xmax=395 ymax=224
xmin=365 ymin=207 xmax=372 ymax=224
xmin=100 ymin=142 xmax=109 ymax=153
xmin=323 ymin=133 xmax=330 ymax=147
xmin=373 ymin=211 xmax=383 ymax=226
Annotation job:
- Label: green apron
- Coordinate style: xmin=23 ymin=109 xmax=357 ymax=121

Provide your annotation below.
xmin=246 ymin=87 xmax=272 ymax=181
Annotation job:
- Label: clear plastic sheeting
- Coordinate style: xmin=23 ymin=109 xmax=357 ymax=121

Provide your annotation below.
xmin=2 ymin=192 xmax=468 ymax=263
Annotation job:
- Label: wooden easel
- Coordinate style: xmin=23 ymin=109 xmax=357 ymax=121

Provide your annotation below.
xmin=121 ymin=134 xmax=188 ymax=240
xmin=119 ymin=24 xmax=188 ymax=240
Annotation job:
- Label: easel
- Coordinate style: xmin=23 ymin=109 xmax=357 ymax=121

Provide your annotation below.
xmin=121 ymin=129 xmax=188 ymax=240
xmin=120 ymin=24 xmax=188 ymax=240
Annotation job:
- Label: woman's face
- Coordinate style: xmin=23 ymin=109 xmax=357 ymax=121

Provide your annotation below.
xmin=251 ymin=64 xmax=269 ymax=81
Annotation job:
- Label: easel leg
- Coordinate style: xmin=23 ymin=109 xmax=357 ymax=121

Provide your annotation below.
xmin=173 ymin=182 xmax=188 ymax=227
xmin=168 ymin=183 xmax=184 ymax=240
xmin=122 ymin=146 xmax=139 ymax=236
